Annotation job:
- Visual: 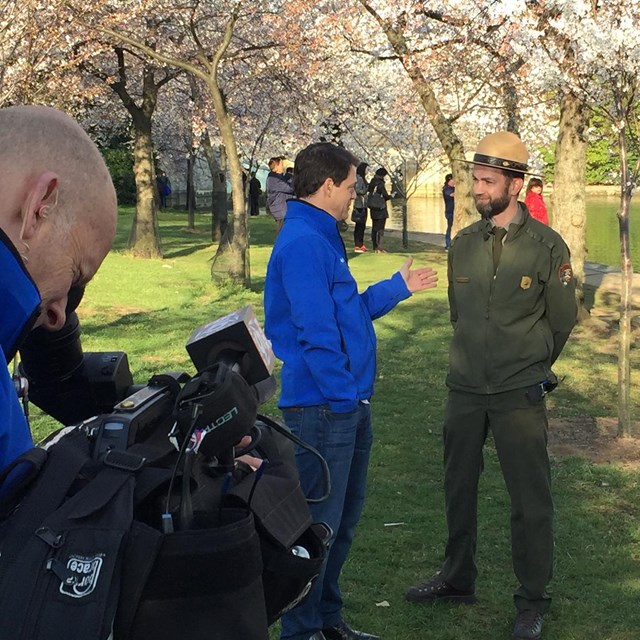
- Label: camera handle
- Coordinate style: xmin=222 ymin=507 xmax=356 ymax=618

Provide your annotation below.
xmin=235 ymin=414 xmax=331 ymax=504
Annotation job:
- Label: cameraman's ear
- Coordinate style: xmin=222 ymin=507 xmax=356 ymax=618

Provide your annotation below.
xmin=20 ymin=172 xmax=59 ymax=242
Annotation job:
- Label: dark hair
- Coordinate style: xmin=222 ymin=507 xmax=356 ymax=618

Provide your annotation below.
xmin=526 ymin=177 xmax=543 ymax=193
xmin=374 ymin=167 xmax=388 ymax=177
xmin=268 ymin=156 xmax=285 ymax=170
xmin=444 ymin=173 xmax=453 ymax=183
xmin=293 ymin=142 xmax=358 ymax=198
xmin=502 ymin=169 xmax=525 ymax=182
xmin=356 ymin=162 xmax=368 ymax=179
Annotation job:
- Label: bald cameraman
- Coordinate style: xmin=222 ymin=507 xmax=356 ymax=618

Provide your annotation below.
xmin=0 ymin=105 xmax=117 ymax=470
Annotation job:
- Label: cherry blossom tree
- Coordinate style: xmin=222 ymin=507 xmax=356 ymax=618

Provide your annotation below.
xmin=347 ymin=1 xmax=590 ymax=303
xmin=1 ymin=1 xmax=179 ymax=258
xmin=94 ymin=0 xmax=302 ymax=285
xmin=349 ymin=0 xmax=561 ymax=234
xmin=555 ymin=1 xmax=639 ymax=436
xmin=77 ymin=43 xmax=178 ymax=257
xmin=352 ymin=0 xmax=478 ymax=231
xmin=0 ymin=1 xmax=67 ymax=107
xmin=512 ymin=0 xmax=640 ymax=435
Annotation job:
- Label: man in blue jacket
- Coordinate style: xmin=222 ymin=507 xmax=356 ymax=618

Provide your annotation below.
xmin=0 ymin=105 xmax=117 ymax=471
xmin=264 ymin=142 xmax=438 ymax=640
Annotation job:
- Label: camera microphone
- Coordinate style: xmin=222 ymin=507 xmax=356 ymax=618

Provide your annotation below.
xmin=185 ymin=305 xmax=276 ymax=402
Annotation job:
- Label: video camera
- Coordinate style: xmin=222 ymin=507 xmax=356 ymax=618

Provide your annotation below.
xmin=10 ymin=303 xmax=331 ymax=637
xmin=18 ymin=305 xmax=280 ymax=467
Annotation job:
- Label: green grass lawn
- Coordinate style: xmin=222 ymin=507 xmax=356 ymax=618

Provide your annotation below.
xmin=29 ymin=207 xmax=640 ymax=640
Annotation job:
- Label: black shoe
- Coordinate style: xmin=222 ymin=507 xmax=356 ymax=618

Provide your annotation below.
xmin=405 ymin=573 xmax=476 ymax=604
xmin=512 ymin=610 xmax=544 ymax=639
xmin=322 ymin=620 xmax=380 ymax=640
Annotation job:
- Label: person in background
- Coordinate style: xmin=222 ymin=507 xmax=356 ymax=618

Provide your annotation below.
xmin=265 ymin=142 xmax=438 ymax=640
xmin=367 ymin=167 xmax=393 ymax=254
xmin=442 ymin=173 xmax=455 ymax=250
xmin=406 ymin=132 xmax=576 ymax=640
xmin=157 ymin=170 xmax=171 ymax=209
xmin=266 ymin=156 xmax=295 ymax=235
xmin=0 ymin=104 xmax=117 ymax=470
xmin=352 ymin=162 xmax=369 ymax=253
xmin=249 ymin=172 xmax=262 ymax=216
xmin=524 ymin=177 xmax=549 ymax=225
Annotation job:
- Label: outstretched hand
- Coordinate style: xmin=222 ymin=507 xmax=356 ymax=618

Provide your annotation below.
xmin=400 ymin=257 xmax=438 ymax=293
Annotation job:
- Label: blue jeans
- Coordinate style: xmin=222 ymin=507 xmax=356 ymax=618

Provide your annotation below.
xmin=445 ymin=213 xmax=453 ymax=248
xmin=279 ymin=403 xmax=373 ymax=640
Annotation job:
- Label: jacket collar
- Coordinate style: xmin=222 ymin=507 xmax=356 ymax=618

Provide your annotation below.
xmin=0 ymin=227 xmax=41 ymax=363
xmin=484 ymin=201 xmax=530 ymax=240
xmin=285 ymin=199 xmax=347 ymax=259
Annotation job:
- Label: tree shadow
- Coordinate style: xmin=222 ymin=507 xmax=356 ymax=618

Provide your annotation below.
xmin=163 ymin=241 xmax=214 ymax=259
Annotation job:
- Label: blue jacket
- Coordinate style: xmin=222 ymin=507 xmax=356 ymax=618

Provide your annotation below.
xmin=0 ymin=229 xmax=38 ymax=470
xmin=264 ymin=199 xmax=411 ymax=412
xmin=443 ymin=184 xmax=455 ymax=217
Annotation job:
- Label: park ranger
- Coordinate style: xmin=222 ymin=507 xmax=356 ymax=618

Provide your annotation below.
xmin=406 ymin=132 xmax=577 ymax=640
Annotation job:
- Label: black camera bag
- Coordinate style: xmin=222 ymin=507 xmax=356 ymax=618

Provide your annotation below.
xmin=116 ymin=509 xmax=267 ymax=640
xmin=0 ymin=429 xmax=143 ymax=640
xmin=117 ymin=414 xmax=330 ymax=635
xmin=0 ymin=415 xmax=328 ymax=640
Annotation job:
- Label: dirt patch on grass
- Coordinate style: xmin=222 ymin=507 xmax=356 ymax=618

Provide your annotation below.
xmin=551 ymin=284 xmax=640 ymax=469
xmin=549 ymin=416 xmax=640 ymax=469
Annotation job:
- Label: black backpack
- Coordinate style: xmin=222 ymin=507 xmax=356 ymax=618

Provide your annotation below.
xmin=0 ymin=407 xmax=329 ymax=640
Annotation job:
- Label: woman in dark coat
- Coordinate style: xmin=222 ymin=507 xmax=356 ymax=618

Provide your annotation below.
xmin=367 ymin=167 xmax=393 ymax=253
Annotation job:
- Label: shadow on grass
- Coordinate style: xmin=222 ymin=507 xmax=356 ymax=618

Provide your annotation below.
xmin=163 ymin=241 xmax=214 ymax=259
xmin=114 ymin=209 xmax=219 ymax=259
xmin=248 ymin=276 xmax=266 ymax=293
xmin=551 ymin=456 xmax=640 ymax=638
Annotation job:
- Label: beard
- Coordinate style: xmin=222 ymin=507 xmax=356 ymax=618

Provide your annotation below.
xmin=474 ymin=187 xmax=511 ymax=219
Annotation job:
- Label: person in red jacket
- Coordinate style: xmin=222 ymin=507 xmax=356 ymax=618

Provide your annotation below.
xmin=524 ymin=177 xmax=549 ymax=225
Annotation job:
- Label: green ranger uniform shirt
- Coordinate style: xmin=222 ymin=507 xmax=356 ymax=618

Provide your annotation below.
xmin=447 ymin=203 xmax=577 ymax=394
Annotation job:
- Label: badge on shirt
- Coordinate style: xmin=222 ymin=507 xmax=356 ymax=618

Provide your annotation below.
xmin=559 ymin=263 xmax=573 ymax=287
xmin=520 ymin=276 xmax=532 ymax=290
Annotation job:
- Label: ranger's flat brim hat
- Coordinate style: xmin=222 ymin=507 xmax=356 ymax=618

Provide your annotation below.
xmin=459 ymin=131 xmax=538 ymax=174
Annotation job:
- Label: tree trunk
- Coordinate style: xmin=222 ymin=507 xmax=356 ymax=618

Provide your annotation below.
xmin=356 ymin=3 xmax=475 ymax=234
xmin=128 ymin=113 xmax=162 ymax=257
xmin=504 ymin=81 xmax=521 ymax=134
xmin=107 ymin=54 xmax=163 ymax=258
xmin=97 ymin=19 xmax=246 ymax=282
xmin=550 ymin=92 xmax=589 ymax=317
xmin=206 ymin=78 xmax=248 ymax=285
xmin=186 ymin=150 xmax=196 ymax=230
xmin=616 ymin=123 xmax=633 ymax=437
xmin=201 ymin=133 xmax=228 ymax=244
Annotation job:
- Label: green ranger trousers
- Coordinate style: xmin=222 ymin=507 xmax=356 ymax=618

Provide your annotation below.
xmin=441 ymin=387 xmax=553 ymax=613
